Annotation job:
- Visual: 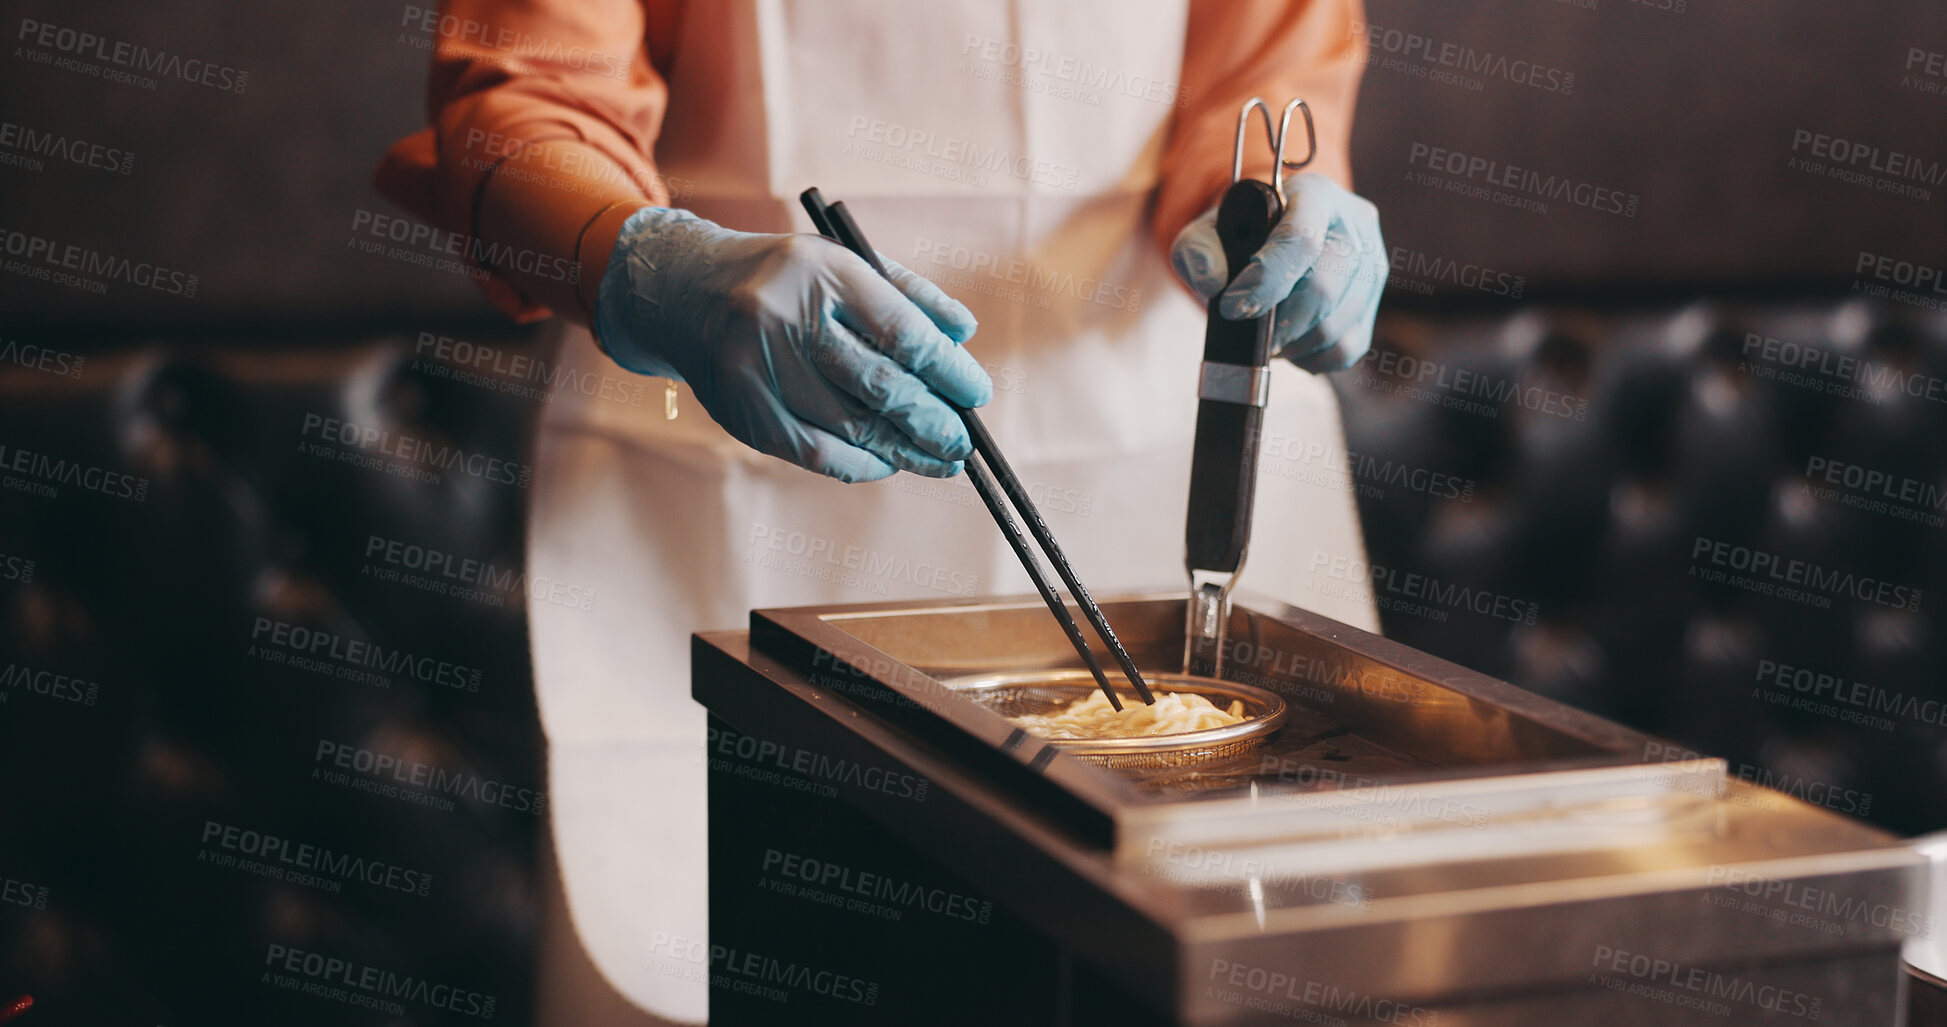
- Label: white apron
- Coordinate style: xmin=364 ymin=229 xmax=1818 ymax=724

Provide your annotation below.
xmin=526 ymin=1 xmax=1378 ymax=1020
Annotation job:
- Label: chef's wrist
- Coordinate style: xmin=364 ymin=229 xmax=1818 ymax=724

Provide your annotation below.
xmin=470 ymin=139 xmax=656 ymax=321
xmin=575 ymin=198 xmax=658 ymax=322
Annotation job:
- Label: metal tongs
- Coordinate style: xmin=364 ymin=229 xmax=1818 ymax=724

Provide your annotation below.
xmin=799 ymin=188 xmax=1155 ymax=710
xmin=1184 ymin=98 xmax=1316 ymax=678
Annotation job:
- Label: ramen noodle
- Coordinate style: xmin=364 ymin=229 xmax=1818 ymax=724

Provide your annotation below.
xmin=1009 ymin=690 xmax=1247 ymax=740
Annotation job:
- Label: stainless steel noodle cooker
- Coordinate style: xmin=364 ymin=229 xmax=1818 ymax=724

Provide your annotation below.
xmin=698 ymin=594 xmax=1933 ymax=1024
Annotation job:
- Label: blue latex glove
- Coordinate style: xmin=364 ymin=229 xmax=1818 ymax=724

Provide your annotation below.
xmin=1170 ymin=172 xmax=1387 ymax=372
xmin=595 ymin=207 xmax=991 ymax=483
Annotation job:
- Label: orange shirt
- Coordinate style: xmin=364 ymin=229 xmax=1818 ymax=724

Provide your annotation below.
xmin=375 ymin=0 xmax=1367 ymax=321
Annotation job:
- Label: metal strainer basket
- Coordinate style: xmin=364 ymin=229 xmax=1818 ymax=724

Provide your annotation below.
xmin=943 ymin=670 xmax=1288 ymax=768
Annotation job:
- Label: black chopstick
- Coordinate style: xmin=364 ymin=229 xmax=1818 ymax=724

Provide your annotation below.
xmin=956 ymin=412 xmax=1154 ymax=704
xmin=800 ymin=190 xmax=838 ymax=238
xmin=962 ymin=457 xmax=1125 ymax=711
xmin=798 ymin=188 xmax=1156 ymax=708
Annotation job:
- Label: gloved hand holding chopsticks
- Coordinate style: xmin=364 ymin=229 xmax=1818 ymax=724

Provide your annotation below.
xmin=1169 ymin=171 xmax=1387 ymax=372
xmin=594 ymin=207 xmax=993 ymax=483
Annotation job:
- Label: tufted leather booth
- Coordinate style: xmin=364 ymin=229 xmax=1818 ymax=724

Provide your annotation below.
xmin=1334 ymin=298 xmax=1947 ymax=837
xmin=0 ymin=326 xmax=545 ymax=1022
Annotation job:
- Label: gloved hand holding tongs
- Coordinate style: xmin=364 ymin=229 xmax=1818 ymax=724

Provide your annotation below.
xmin=1170 ymin=107 xmax=1389 ymax=373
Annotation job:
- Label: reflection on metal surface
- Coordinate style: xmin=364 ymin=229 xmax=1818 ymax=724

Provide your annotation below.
xmin=1907 ymin=831 xmax=1947 ymax=981
xmin=1183 ymin=575 xmax=1233 ymax=678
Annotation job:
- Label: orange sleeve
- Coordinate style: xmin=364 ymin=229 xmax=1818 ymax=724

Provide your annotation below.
xmin=373 ymin=0 xmax=682 ymax=321
xmin=1153 ymin=0 xmax=1368 ymax=255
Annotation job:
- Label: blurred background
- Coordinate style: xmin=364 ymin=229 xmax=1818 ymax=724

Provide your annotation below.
xmin=1 ymin=0 xmax=1944 ymax=1022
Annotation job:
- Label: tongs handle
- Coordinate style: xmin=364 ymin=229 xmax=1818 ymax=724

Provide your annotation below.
xmin=1184 ymin=179 xmax=1283 ymax=574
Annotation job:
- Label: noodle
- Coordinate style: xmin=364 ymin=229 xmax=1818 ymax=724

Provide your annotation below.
xmin=1009 ymin=691 xmax=1247 ymax=740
